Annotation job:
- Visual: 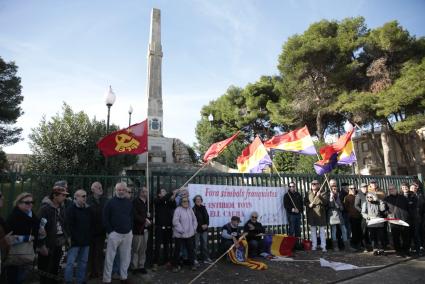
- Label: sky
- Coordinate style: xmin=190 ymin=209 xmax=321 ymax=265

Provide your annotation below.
xmin=1 ymin=0 xmax=424 ymax=154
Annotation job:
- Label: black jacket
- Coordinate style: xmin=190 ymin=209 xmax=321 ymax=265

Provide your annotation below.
xmin=6 ymin=207 xmax=39 ymax=245
xmin=193 ymin=205 xmax=209 ymax=233
xmin=154 ymin=192 xmax=176 ymax=227
xmin=37 ymin=196 xmax=67 ymax=249
xmin=133 ymin=197 xmax=148 ymax=235
xmin=355 ymin=192 xmax=367 ymax=213
xmin=405 ymin=192 xmax=418 ymax=222
xmin=66 ymin=202 xmax=92 ymax=246
xmin=87 ymin=195 xmax=108 ymax=237
xmin=243 ymin=220 xmax=265 ymax=242
xmin=103 ymin=197 xmax=133 ymax=234
xmin=284 ymin=191 xmax=303 ymax=214
xmin=384 ymin=194 xmax=409 ymax=221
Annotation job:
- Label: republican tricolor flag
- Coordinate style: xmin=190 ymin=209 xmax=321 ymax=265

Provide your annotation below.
xmin=237 ymin=137 xmax=272 ymax=173
xmin=97 ymin=120 xmax=148 ymax=157
xmin=263 ymin=126 xmax=317 ymax=156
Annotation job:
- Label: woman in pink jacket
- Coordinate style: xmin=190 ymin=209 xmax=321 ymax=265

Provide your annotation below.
xmin=172 ymin=197 xmax=198 ymax=272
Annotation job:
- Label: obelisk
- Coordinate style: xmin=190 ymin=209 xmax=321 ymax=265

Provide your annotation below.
xmin=146 ymin=8 xmax=163 ymax=137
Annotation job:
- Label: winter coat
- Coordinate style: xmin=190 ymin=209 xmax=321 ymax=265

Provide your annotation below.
xmin=328 ymin=193 xmax=344 ymax=225
xmin=6 ymin=207 xmax=40 ymax=247
xmin=133 ymin=197 xmax=148 ymax=235
xmin=384 ymin=194 xmax=409 ymax=222
xmin=37 ymin=196 xmax=68 ymax=249
xmin=243 ymin=220 xmax=265 ymax=242
xmin=87 ymin=195 xmax=108 ymax=237
xmin=405 ymin=192 xmax=418 ymax=223
xmin=172 ymin=206 xmax=197 ymax=239
xmin=193 ymin=204 xmax=209 ymax=233
xmin=154 ymin=192 xmax=176 ymax=227
xmin=284 ymin=191 xmax=303 ymax=215
xmin=65 ymin=201 xmax=92 ymax=246
xmin=344 ymin=194 xmax=361 ymax=219
xmin=304 ymin=190 xmax=329 ymax=227
xmin=361 ymin=200 xmax=386 ymax=228
xmin=354 ymin=191 xmax=367 ymax=213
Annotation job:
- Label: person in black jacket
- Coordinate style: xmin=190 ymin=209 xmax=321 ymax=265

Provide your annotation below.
xmin=37 ymin=183 xmax=69 ymax=284
xmin=64 ymin=189 xmax=92 ymax=284
xmin=152 ymin=188 xmax=176 ymax=270
xmin=5 ymin=192 xmax=39 ymax=284
xmin=283 ymin=182 xmax=303 ymax=238
xmin=355 ymin=183 xmax=370 ymax=250
xmin=410 ymin=183 xmax=424 ymax=255
xmin=384 ymin=185 xmax=409 ymax=256
xmin=87 ymin=181 xmax=108 ymax=279
xmin=131 ymin=187 xmax=151 ymax=274
xmin=402 ymin=182 xmax=419 ymax=254
xmin=243 ymin=212 xmax=266 ymax=258
xmin=192 ymin=195 xmax=212 ymax=264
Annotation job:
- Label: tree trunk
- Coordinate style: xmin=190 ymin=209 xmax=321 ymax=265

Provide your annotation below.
xmin=410 ymin=131 xmax=424 ymax=175
xmin=316 ymin=110 xmax=324 ymax=141
xmin=380 ymin=123 xmax=392 ymax=175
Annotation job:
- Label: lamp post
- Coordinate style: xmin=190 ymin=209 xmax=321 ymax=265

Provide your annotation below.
xmin=104 ymin=85 xmax=116 ymax=134
xmin=128 ymin=105 xmax=133 ymax=127
xmin=208 ymin=113 xmax=214 ymax=126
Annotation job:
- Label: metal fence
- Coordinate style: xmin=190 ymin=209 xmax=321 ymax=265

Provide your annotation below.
xmin=0 ymin=171 xmax=416 ymax=258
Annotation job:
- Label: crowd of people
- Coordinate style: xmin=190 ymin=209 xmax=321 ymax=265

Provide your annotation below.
xmin=0 ymin=177 xmax=424 ymax=283
xmin=284 ymin=178 xmax=425 ymax=256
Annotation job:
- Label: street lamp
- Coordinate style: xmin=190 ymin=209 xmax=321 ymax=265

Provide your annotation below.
xmin=208 ymin=113 xmax=214 ymax=125
xmin=104 ymin=85 xmax=116 ymax=133
xmin=128 ymin=105 xmax=133 ymax=127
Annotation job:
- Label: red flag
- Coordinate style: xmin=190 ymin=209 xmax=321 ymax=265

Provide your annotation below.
xmin=203 ymin=131 xmax=240 ymax=162
xmin=97 ymin=120 xmax=148 ymax=157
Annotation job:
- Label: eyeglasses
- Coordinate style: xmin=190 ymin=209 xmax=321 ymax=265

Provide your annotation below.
xmin=21 ymin=201 xmax=34 ymax=205
xmin=289 ymin=185 xmax=295 ymax=188
xmin=349 ymin=187 xmax=355 ymax=189
xmin=251 ymin=216 xmax=258 ymax=219
xmin=311 ymin=183 xmax=319 ymax=185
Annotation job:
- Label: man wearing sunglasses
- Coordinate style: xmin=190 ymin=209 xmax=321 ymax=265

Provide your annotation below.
xmin=284 ymin=182 xmax=303 ymax=239
xmin=65 ymin=189 xmax=92 ymax=284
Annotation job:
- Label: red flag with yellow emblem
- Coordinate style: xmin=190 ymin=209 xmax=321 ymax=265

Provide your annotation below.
xmin=97 ymin=120 xmax=148 ymax=157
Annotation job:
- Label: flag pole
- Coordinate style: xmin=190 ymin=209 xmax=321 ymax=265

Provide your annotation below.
xmin=177 ymin=161 xmax=210 ymax=190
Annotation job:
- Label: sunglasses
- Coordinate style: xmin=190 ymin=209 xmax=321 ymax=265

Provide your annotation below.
xmin=21 ymin=201 xmax=34 ymax=205
xmin=349 ymin=187 xmax=355 ymax=189
xmin=289 ymin=185 xmax=295 ymax=188
xmin=311 ymin=183 xmax=319 ymax=185
xmin=251 ymin=216 xmax=258 ymax=219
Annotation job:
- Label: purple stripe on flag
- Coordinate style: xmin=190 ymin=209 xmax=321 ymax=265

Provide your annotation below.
xmin=337 ymin=151 xmax=356 ymax=165
xmin=249 ymin=155 xmax=272 ymax=173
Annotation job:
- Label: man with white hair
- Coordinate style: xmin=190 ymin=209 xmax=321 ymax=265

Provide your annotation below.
xmin=65 ymin=189 xmax=92 ymax=284
xmin=102 ymin=182 xmax=134 ymax=284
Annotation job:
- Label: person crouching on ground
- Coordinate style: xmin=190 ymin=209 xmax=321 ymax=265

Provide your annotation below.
xmin=221 ymin=216 xmax=242 ymax=253
xmin=192 ymin=195 xmax=212 ymax=264
xmin=362 ymin=192 xmax=386 ymax=256
xmin=305 ymin=180 xmax=328 ymax=252
xmin=65 ymin=189 xmax=92 ymax=284
xmin=243 ymin=212 xmax=266 ymax=258
xmin=172 ymin=197 xmax=197 ymax=272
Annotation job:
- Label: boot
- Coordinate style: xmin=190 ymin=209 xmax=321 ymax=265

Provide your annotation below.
xmin=344 ymin=241 xmax=356 ymax=252
xmin=332 ymin=240 xmax=339 ymax=252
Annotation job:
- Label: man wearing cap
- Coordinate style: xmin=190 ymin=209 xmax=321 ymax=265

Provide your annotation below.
xmin=305 ymin=180 xmax=329 ymax=252
xmin=221 ymin=216 xmax=242 ymax=252
xmin=102 ymin=182 xmax=133 ymax=284
xmin=37 ymin=182 xmax=70 ymax=284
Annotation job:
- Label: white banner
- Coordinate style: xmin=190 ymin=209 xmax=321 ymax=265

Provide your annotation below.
xmin=188 ymin=184 xmax=288 ymax=227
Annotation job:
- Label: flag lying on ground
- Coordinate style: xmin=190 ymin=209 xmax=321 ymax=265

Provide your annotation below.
xmin=203 ymin=131 xmax=240 ymax=162
xmin=264 ymin=234 xmax=297 ymax=257
xmin=314 ymin=129 xmax=355 ymax=175
xmin=237 ymin=137 xmax=272 ymax=173
xmin=97 ymin=120 xmax=148 ymax=157
xmin=367 ymin=217 xmax=409 ymax=227
xmin=228 ymin=239 xmax=268 ymax=270
xmin=263 ymin=126 xmax=317 ymax=155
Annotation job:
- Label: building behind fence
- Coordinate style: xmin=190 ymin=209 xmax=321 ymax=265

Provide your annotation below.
xmin=0 ymin=171 xmax=415 ymax=258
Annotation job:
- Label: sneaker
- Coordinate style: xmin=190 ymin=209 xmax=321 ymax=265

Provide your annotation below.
xmin=203 ymin=258 xmax=213 ymax=264
xmin=312 ymin=246 xmax=317 ymax=251
xmin=172 ymin=266 xmax=181 ymax=273
xmin=322 ymin=248 xmax=327 ymax=252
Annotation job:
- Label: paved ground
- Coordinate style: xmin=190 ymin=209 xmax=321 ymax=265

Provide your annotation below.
xmin=87 ymin=251 xmax=424 ymax=284
xmin=25 ymin=251 xmax=425 ymax=283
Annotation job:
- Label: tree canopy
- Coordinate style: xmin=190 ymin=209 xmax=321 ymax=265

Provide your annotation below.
xmin=27 ymin=103 xmax=137 ymax=175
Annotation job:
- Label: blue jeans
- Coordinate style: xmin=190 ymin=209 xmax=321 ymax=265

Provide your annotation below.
xmin=195 ymin=231 xmax=210 ymax=260
xmin=65 ymin=246 xmax=90 ymax=284
xmin=331 ymin=224 xmax=348 ymax=242
xmin=288 ymin=213 xmax=301 ymax=237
